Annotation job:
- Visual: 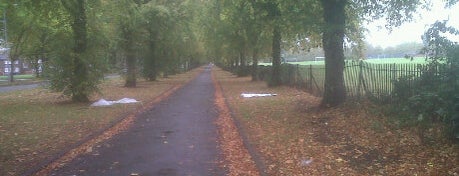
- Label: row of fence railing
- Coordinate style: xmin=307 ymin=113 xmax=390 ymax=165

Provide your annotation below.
xmin=257 ymin=60 xmax=431 ymax=102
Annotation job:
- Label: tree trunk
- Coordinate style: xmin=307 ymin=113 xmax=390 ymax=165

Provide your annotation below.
xmin=123 ymin=24 xmax=137 ymax=87
xmin=8 ymin=61 xmax=14 ymax=82
xmin=34 ymin=57 xmax=40 ymax=78
xmin=239 ymin=51 xmax=245 ymax=67
xmin=144 ymin=39 xmax=157 ymax=81
xmin=251 ymin=49 xmax=259 ymax=81
xmin=320 ymin=0 xmax=347 ymax=107
xmin=230 ymin=57 xmax=236 ymax=71
xmin=148 ymin=58 xmax=157 ymax=81
xmin=237 ymin=51 xmax=247 ymax=77
xmin=65 ymin=0 xmax=89 ymax=102
xmin=270 ymin=25 xmax=281 ymax=86
xmin=19 ymin=59 xmax=24 ymax=74
xmin=125 ymin=48 xmax=137 ymax=87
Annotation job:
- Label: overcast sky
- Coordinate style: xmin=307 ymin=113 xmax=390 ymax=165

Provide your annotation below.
xmin=365 ymin=1 xmax=459 ymax=48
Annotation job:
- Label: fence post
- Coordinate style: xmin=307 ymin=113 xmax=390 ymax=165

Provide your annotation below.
xmin=295 ymin=64 xmax=300 ymax=87
xmin=357 ymin=60 xmax=363 ymax=98
xmin=289 ymin=64 xmax=293 ymax=86
xmin=391 ymin=63 xmax=397 ymax=102
xmin=309 ymin=64 xmax=313 ymax=91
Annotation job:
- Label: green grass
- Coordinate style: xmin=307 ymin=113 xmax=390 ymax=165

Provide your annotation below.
xmin=365 ymin=57 xmax=427 ymax=64
xmin=0 ymin=89 xmax=134 ymax=175
xmin=0 ymin=74 xmax=36 ymax=80
xmin=260 ymin=60 xmax=326 ymax=66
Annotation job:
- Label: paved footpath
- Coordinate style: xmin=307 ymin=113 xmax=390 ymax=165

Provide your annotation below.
xmin=0 ymin=83 xmax=40 ymax=93
xmin=50 ymin=67 xmax=226 ymax=176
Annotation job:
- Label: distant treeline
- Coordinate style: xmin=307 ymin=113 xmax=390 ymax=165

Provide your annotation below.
xmin=365 ymin=42 xmax=424 ymax=59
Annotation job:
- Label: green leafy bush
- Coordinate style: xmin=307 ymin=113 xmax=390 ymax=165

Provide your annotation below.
xmin=392 ymin=21 xmax=459 ymax=142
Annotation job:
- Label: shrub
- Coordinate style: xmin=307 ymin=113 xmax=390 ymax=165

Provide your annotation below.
xmin=391 ymin=21 xmax=459 ymax=142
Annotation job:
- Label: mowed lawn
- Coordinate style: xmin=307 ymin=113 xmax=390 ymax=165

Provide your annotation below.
xmin=0 ymin=69 xmax=201 ymax=176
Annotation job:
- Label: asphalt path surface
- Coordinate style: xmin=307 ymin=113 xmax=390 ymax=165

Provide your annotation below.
xmin=0 ymin=83 xmax=41 ymax=93
xmin=49 ymin=68 xmax=225 ymax=176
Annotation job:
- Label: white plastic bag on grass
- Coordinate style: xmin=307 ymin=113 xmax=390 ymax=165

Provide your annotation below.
xmin=241 ymin=93 xmax=277 ymax=98
xmin=91 ymin=98 xmax=139 ymax=107
xmin=115 ymin=98 xmax=139 ymax=104
xmin=90 ymin=99 xmax=114 ymax=106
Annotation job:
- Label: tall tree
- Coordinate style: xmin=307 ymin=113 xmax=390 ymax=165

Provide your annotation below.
xmin=1 ymin=2 xmax=35 ymax=83
xmin=319 ymin=0 xmax=425 ymax=107
xmin=320 ymin=0 xmax=346 ymax=107
xmin=119 ymin=1 xmax=141 ymax=87
xmin=200 ymin=0 xmax=223 ymax=64
xmin=141 ymin=5 xmax=169 ymax=81
xmin=266 ymin=1 xmax=282 ymax=86
xmin=115 ymin=0 xmax=152 ymax=87
xmin=60 ymin=0 xmax=91 ymax=102
xmin=41 ymin=0 xmax=106 ymax=102
xmin=1 ymin=1 xmax=98 ymax=101
xmin=246 ymin=0 xmax=269 ymax=81
xmin=216 ymin=0 xmax=321 ymax=84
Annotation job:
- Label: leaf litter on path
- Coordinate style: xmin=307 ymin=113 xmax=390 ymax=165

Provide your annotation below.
xmin=213 ymin=67 xmax=459 ymax=176
xmin=212 ymin=69 xmax=261 ymax=176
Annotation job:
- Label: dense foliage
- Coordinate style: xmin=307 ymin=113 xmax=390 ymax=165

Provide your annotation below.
xmin=1 ymin=0 xmax=457 ymax=111
xmin=1 ymin=0 xmax=204 ymax=101
xmin=392 ymin=21 xmax=459 ymax=141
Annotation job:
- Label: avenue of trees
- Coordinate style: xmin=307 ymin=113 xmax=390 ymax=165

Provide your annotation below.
xmin=0 ymin=0 xmax=205 ymax=101
xmin=1 ymin=0 xmax=457 ymax=107
xmin=204 ymin=0 xmax=431 ymax=107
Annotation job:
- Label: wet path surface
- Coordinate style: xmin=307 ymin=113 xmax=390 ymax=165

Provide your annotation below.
xmin=0 ymin=83 xmax=40 ymax=93
xmin=50 ymin=68 xmax=225 ymax=176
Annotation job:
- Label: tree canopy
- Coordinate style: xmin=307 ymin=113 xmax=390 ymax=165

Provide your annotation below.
xmin=1 ymin=0 xmax=205 ymax=101
xmin=2 ymin=0 xmax=453 ymax=106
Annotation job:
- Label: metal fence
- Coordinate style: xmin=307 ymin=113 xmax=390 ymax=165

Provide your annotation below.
xmin=257 ymin=60 xmax=429 ymax=102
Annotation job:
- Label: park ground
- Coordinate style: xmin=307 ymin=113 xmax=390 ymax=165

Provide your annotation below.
xmin=0 ymin=66 xmax=458 ymax=175
xmin=214 ymin=68 xmax=459 ymax=175
xmin=0 ymin=69 xmax=201 ymax=175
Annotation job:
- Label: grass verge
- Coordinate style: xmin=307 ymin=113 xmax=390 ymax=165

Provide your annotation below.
xmin=214 ymin=67 xmax=459 ymax=175
xmin=0 ymin=68 xmax=201 ymax=176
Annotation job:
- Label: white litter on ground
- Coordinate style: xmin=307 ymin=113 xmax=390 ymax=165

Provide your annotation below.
xmin=115 ymin=98 xmax=139 ymax=104
xmin=91 ymin=98 xmax=139 ymax=107
xmin=91 ymin=99 xmax=112 ymax=106
xmin=241 ymin=93 xmax=277 ymax=98
xmin=300 ymin=158 xmax=314 ymax=166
